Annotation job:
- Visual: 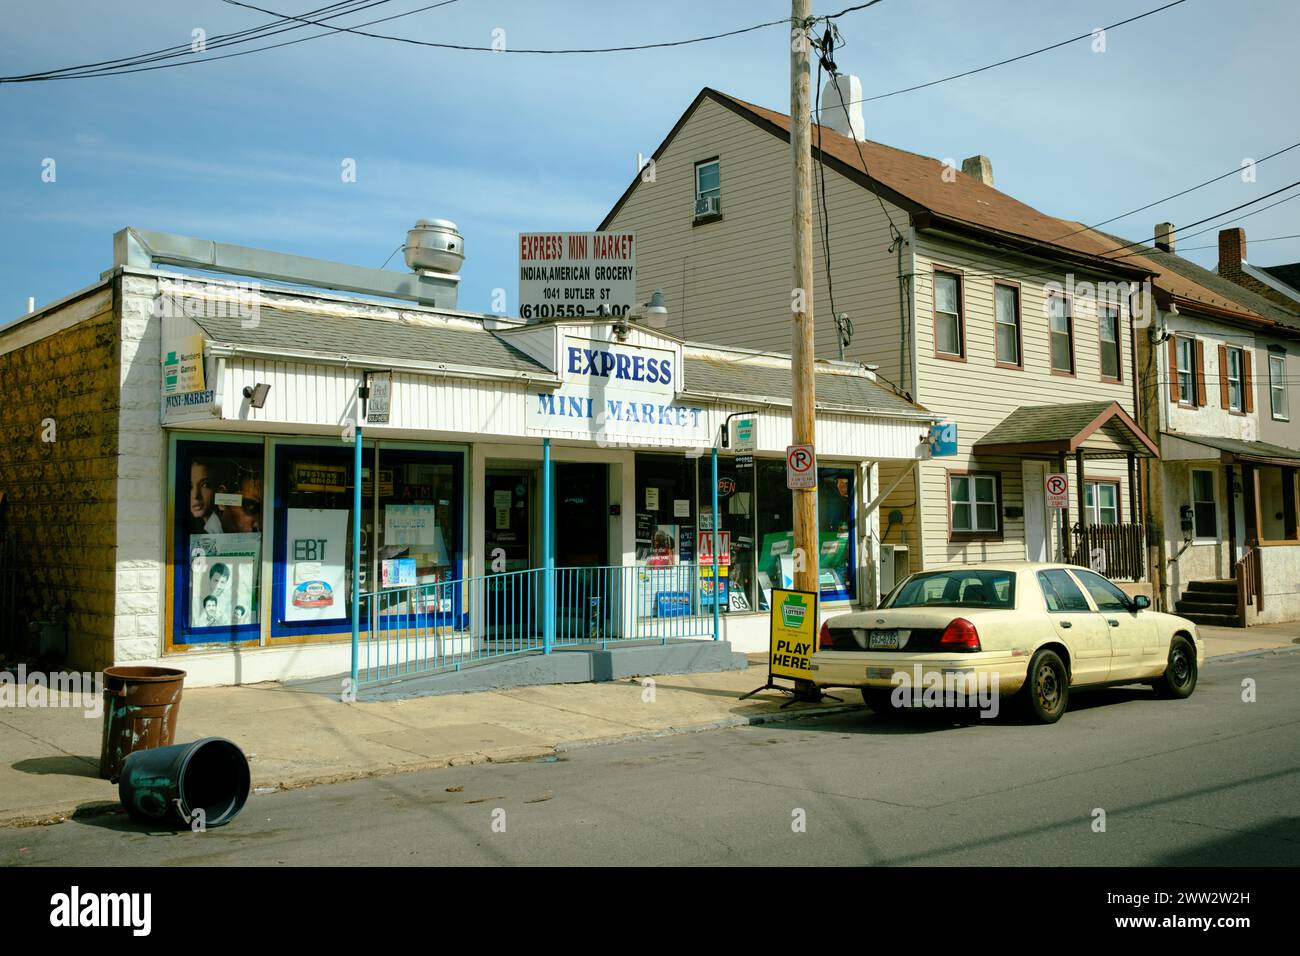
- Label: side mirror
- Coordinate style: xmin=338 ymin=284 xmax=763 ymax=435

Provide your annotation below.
xmin=1132 ymin=595 xmax=1150 ymax=611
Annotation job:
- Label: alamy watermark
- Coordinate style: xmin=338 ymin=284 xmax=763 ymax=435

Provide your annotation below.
xmin=888 ymin=665 xmax=1000 ymax=718
xmin=0 ymin=666 xmax=103 ymax=718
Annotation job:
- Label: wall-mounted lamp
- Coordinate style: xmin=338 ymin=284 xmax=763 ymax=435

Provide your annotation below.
xmin=614 ymin=289 xmax=669 ymax=340
xmin=242 ymin=383 xmax=271 ymax=408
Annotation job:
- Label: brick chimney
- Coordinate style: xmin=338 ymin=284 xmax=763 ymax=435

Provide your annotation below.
xmin=1217 ymin=225 xmax=1299 ymax=308
xmin=1218 ymin=227 xmax=1247 ymax=276
xmin=961 ymin=155 xmax=993 ymax=187
xmin=1154 ymin=222 xmax=1175 ymax=252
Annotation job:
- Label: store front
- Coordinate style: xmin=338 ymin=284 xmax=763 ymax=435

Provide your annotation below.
xmin=138 ymin=270 xmax=937 ymax=686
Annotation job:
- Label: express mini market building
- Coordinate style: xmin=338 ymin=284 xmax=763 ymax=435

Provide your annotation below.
xmin=0 ymin=226 xmax=938 ymax=688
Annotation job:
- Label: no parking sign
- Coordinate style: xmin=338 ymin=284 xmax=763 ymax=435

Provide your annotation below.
xmin=1046 ymin=473 xmax=1069 ymax=509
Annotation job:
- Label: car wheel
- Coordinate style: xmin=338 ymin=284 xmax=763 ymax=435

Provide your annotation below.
xmin=1020 ymin=648 xmax=1069 ymax=724
xmin=861 ymin=688 xmax=900 ymax=714
xmin=1154 ymin=635 xmax=1197 ymax=699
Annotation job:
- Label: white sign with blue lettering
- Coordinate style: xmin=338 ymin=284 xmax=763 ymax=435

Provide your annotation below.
xmin=562 ymin=337 xmax=676 ymax=399
xmin=526 ymin=385 xmax=710 ymax=443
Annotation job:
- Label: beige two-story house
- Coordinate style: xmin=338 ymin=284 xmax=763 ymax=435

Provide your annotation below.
xmin=598 ymin=86 xmax=1161 ymax=599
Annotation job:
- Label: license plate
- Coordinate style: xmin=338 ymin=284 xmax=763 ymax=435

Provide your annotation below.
xmin=869 ymin=629 xmax=900 ymax=649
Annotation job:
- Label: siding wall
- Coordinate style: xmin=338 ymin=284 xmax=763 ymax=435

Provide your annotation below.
xmin=604 ymin=96 xmax=912 ymax=391
xmin=911 ymin=233 xmax=1139 ymax=566
xmin=0 ymin=285 xmax=120 ymax=668
xmin=1254 ymin=332 xmax=1300 ymax=450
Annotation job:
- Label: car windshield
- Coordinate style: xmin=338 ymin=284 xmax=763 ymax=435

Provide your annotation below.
xmin=886 ymin=570 xmax=1016 ymax=609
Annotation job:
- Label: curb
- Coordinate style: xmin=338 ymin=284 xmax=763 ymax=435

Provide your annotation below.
xmin=0 ymin=702 xmax=859 ymax=830
xmin=1206 ymin=645 xmax=1300 ymax=663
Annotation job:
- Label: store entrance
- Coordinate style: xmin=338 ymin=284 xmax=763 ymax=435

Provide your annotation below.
xmin=554 ymin=463 xmax=610 ymax=640
xmin=484 ymin=470 xmax=535 ymax=638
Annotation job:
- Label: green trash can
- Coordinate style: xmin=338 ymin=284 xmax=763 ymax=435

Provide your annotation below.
xmin=98 ymin=665 xmax=187 ymax=781
xmin=118 ymin=737 xmax=250 ymax=829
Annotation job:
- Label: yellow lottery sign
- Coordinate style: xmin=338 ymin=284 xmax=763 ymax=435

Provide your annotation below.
xmin=769 ymin=588 xmax=817 ymax=681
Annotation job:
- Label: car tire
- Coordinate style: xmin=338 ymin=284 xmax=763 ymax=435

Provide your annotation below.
xmin=1020 ymin=648 xmax=1069 ymax=724
xmin=861 ymin=688 xmax=900 ymax=714
xmin=1153 ymin=635 xmax=1197 ymax=699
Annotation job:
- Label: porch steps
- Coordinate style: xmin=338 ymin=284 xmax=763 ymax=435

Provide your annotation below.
xmin=1175 ymin=579 xmax=1241 ymax=628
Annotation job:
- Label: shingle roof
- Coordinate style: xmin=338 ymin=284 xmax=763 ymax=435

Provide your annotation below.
xmin=192 ymin=306 xmax=552 ymax=374
xmin=607 ymin=89 xmax=1149 ymax=280
xmin=976 ymin=401 xmax=1158 ymax=457
xmin=1163 ymin=432 xmax=1300 ymax=462
xmin=1260 ymin=263 xmax=1300 ymax=296
xmin=1093 ymin=232 xmax=1300 ymax=332
xmin=683 ymin=351 xmax=930 ymax=418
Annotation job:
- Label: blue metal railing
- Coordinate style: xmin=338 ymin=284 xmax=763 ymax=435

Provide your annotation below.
xmin=355 ymin=562 xmax=719 ymax=685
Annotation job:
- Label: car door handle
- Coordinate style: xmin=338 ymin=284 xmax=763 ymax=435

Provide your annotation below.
xmin=1060 ymin=620 xmax=1072 ymax=628
xmin=1107 ymin=619 xmax=1120 ymax=627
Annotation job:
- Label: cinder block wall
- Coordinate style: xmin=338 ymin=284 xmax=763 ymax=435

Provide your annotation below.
xmin=0 ymin=284 xmax=120 ymax=669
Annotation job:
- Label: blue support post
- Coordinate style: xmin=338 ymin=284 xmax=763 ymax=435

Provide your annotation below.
xmin=350 ymin=423 xmax=362 ymax=689
xmin=542 ymin=438 xmax=555 ymax=654
xmin=711 ymin=446 xmax=720 ymax=641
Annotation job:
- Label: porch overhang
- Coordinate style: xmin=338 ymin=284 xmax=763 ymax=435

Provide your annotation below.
xmin=1159 ymin=432 xmax=1300 ymax=468
xmin=974 ymin=401 xmax=1159 ymax=460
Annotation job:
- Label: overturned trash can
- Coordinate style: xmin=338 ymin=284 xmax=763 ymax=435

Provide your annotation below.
xmin=118 ymin=737 xmax=251 ymax=829
xmin=99 ymin=665 xmax=187 ymax=780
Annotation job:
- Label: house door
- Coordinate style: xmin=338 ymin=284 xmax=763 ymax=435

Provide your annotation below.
xmin=1022 ymin=461 xmax=1050 ymax=562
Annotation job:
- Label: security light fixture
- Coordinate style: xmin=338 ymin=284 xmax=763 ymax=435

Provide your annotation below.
xmin=242 ymin=383 xmax=271 ymax=408
xmin=613 ymin=289 xmax=669 ymax=340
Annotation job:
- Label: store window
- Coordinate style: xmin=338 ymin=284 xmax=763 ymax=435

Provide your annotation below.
xmin=173 ymin=438 xmax=264 ymax=645
xmin=754 ymin=460 xmax=855 ymax=608
xmin=635 ymin=454 xmax=698 ymax=618
xmin=371 ymin=448 xmax=465 ymax=624
xmin=698 ymin=454 xmax=756 ymax=613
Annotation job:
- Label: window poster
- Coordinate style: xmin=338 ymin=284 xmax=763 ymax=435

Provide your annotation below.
xmin=182 ymin=445 xmax=264 ymax=637
xmin=189 ymin=534 xmax=260 ymax=628
xmin=284 ymin=508 xmax=349 ymax=622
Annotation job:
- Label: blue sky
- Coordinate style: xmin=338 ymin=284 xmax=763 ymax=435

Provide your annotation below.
xmin=2 ymin=0 xmax=1298 ymax=323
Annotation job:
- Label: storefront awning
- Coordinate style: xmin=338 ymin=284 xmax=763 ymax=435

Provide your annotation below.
xmin=1160 ymin=432 xmax=1300 ymax=468
xmin=975 ymin=401 xmax=1159 ymax=459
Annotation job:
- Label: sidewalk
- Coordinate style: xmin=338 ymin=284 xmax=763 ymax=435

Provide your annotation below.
xmin=3 ymin=627 xmax=1295 ymax=829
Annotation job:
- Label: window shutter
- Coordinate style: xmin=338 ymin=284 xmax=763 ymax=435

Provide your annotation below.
xmin=1167 ymin=336 xmax=1179 ymax=402
xmin=1195 ymin=339 xmax=1207 ymax=407
xmin=1244 ymin=351 xmax=1254 ymax=413
xmin=1218 ymin=344 xmax=1229 ymax=409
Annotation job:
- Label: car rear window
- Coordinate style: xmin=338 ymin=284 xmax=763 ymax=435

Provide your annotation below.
xmin=1037 ymin=569 xmax=1091 ymax=612
xmin=886 ymin=570 xmax=1015 ymax=609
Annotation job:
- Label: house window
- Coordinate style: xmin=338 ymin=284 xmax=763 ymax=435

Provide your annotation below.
xmin=1049 ymin=294 xmax=1074 ymax=373
xmin=994 ymin=282 xmax=1021 ymax=366
xmin=1084 ymin=480 xmax=1119 ymax=525
xmin=1191 ymin=470 xmax=1217 ymax=540
xmin=694 ymin=159 xmax=720 ymax=219
xmin=1270 ymin=353 xmax=1289 ymax=420
xmin=934 ymin=271 xmax=963 ymax=357
xmin=1176 ymin=336 xmax=1196 ymax=404
xmin=1098 ymin=304 xmax=1121 ymax=380
xmin=950 ymin=473 xmax=999 ymax=535
xmin=1226 ymin=346 xmax=1245 ymax=411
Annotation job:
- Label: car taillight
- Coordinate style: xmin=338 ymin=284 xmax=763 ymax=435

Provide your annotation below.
xmin=819 ymin=620 xmax=832 ymax=649
xmin=938 ymin=618 xmax=981 ymax=651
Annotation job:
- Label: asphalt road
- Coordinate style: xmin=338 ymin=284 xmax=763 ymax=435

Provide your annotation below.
xmin=3 ymin=653 xmax=1298 ymax=866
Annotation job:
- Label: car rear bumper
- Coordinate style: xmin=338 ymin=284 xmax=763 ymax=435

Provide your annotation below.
xmin=810 ymin=650 xmax=1030 ymax=695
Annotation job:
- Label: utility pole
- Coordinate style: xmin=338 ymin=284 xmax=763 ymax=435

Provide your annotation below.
xmin=790 ymin=0 xmax=818 ymax=594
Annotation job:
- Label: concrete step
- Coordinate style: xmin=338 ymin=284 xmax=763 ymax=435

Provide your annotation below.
xmin=1176 ymin=598 xmax=1239 ymax=616
xmin=1186 ymin=579 xmax=1237 ymax=595
xmin=1181 ymin=611 xmax=1243 ymax=628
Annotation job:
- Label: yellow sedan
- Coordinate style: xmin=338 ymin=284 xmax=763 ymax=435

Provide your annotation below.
xmin=813 ymin=562 xmax=1204 ymax=723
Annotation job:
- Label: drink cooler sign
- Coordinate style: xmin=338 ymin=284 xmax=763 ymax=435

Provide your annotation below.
xmin=518 ymin=232 xmax=635 ymax=320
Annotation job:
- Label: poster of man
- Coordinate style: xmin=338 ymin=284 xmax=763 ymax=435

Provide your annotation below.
xmin=189 ymin=534 xmax=260 ymax=629
xmin=183 ymin=447 xmax=264 ymax=633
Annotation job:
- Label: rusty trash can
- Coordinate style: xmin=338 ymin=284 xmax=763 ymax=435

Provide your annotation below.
xmin=98 ymin=665 xmax=186 ymax=780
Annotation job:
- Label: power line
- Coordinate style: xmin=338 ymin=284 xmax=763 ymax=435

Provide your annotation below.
xmin=1 ymin=0 xmax=459 ymax=82
xmin=222 ymin=0 xmax=790 ymax=54
xmin=842 ymin=0 xmax=1189 ymax=106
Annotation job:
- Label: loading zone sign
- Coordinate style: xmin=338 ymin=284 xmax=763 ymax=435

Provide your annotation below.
xmin=786 ymin=444 xmax=816 ymax=489
xmin=1046 ymin=473 xmax=1069 ymax=509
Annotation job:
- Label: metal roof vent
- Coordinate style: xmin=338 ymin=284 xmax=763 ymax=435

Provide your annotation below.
xmin=405 ymin=219 xmax=465 ymax=275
